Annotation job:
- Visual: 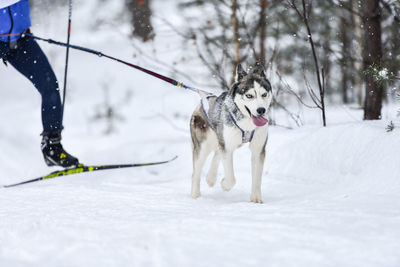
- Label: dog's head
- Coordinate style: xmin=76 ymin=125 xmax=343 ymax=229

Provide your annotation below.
xmin=230 ymin=62 xmax=272 ymax=127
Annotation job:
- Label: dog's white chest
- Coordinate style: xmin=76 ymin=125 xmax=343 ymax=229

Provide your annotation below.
xmin=223 ymin=125 xmax=246 ymax=149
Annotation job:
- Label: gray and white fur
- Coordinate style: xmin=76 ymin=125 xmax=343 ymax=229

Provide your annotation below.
xmin=190 ymin=63 xmax=272 ymax=203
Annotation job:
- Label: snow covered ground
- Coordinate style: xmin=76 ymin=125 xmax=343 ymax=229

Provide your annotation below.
xmin=1 ymin=1 xmax=400 ymax=266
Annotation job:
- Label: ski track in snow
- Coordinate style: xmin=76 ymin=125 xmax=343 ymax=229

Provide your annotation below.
xmin=1 ymin=0 xmax=400 ymax=266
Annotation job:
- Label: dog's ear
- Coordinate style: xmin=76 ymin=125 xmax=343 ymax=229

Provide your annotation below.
xmin=235 ymin=63 xmax=247 ymax=82
xmin=252 ymin=62 xmax=266 ymax=78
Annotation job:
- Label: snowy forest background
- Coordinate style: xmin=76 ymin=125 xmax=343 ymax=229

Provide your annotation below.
xmin=0 ymin=0 xmax=400 ymax=267
xmin=29 ymin=0 xmax=400 ymax=129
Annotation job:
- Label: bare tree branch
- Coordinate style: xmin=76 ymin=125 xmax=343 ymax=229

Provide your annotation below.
xmin=288 ymin=0 xmax=326 ymax=126
xmin=275 ymin=70 xmax=318 ymax=109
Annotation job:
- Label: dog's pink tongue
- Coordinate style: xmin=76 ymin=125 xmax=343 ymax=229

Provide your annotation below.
xmin=252 ymin=115 xmax=269 ymax=126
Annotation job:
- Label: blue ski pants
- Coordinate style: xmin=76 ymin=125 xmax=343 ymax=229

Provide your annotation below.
xmin=0 ymin=34 xmax=62 ymax=132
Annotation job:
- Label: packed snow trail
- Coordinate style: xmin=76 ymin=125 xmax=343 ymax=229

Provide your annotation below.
xmin=1 ymin=123 xmax=400 ymax=267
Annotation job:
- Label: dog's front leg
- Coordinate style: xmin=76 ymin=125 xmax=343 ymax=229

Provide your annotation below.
xmin=249 ymin=133 xmax=267 ymax=204
xmin=221 ymin=150 xmax=236 ymax=191
xmin=250 ymin=151 xmax=265 ymax=203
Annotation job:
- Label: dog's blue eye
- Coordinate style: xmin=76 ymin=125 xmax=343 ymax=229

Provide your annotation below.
xmin=262 ymin=93 xmax=268 ymax=97
xmin=246 ymin=94 xmax=253 ymax=99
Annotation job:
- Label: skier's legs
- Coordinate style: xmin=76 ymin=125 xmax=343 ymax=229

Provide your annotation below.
xmin=2 ymin=36 xmax=79 ymax=167
xmin=0 ymin=42 xmax=9 ymax=58
xmin=5 ymin=35 xmax=63 ymax=132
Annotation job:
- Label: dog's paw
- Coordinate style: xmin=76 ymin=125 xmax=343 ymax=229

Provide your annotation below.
xmin=191 ymin=190 xmax=201 ymax=199
xmin=206 ymin=174 xmax=217 ymax=187
xmin=250 ymin=194 xmax=264 ymax=204
xmin=221 ymin=178 xmax=236 ymax=191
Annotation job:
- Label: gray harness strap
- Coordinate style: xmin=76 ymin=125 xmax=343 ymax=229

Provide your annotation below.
xmin=200 ymin=94 xmax=213 ymax=123
xmin=228 ymin=112 xmax=255 ymax=143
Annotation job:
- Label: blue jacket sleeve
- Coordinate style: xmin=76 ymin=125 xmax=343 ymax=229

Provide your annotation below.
xmin=0 ymin=0 xmax=31 ymax=43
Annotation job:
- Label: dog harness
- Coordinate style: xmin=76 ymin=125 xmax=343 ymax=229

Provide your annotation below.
xmin=200 ymin=95 xmax=255 ymax=144
xmin=228 ymin=112 xmax=255 ymax=143
xmin=200 ymin=94 xmax=213 ymax=123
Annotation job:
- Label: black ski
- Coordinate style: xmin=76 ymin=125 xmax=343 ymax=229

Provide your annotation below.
xmin=3 ymin=156 xmax=178 ymax=188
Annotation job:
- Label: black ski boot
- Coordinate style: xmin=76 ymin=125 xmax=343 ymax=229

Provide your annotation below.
xmin=41 ymin=131 xmax=79 ymax=168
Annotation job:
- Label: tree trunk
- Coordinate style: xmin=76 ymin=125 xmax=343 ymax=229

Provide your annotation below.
xmin=362 ymin=0 xmax=383 ymax=120
xmin=126 ymin=0 xmax=154 ymax=42
xmin=258 ymin=0 xmax=267 ymax=66
xmin=231 ymin=0 xmax=240 ymax=84
xmin=339 ymin=16 xmax=349 ymax=104
xmin=321 ymin=40 xmax=332 ymax=97
xmin=388 ymin=19 xmax=400 ymax=84
xmin=353 ymin=0 xmax=364 ymax=107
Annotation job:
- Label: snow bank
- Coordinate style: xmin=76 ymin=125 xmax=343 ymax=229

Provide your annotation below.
xmin=269 ymin=122 xmax=400 ymax=190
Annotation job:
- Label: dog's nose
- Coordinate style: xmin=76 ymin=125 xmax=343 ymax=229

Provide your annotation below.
xmin=257 ymin=107 xmax=266 ymax=115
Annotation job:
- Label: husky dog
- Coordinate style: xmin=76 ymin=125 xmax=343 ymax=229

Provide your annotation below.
xmin=190 ymin=63 xmax=272 ymax=203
